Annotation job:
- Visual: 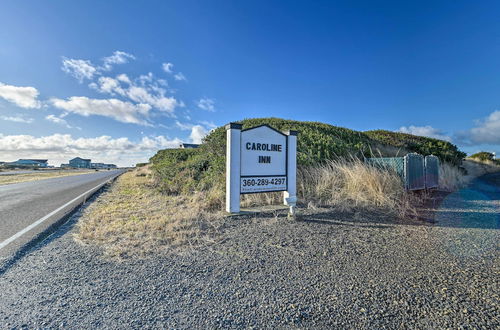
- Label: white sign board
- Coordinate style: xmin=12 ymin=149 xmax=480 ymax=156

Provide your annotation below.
xmin=240 ymin=125 xmax=287 ymax=193
xmin=225 ymin=123 xmax=298 ymax=214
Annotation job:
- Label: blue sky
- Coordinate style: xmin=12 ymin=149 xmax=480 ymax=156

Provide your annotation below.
xmin=0 ymin=0 xmax=499 ymax=166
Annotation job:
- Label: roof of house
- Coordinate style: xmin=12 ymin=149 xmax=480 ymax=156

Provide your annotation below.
xmin=70 ymin=157 xmax=91 ymax=162
xmin=180 ymin=143 xmax=200 ymax=149
xmin=19 ymin=159 xmax=48 ymax=163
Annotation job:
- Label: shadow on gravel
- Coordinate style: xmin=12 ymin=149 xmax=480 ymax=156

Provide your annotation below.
xmin=299 ymin=210 xmax=404 ymax=229
xmin=420 ymin=173 xmax=499 ymax=230
xmin=298 ymin=173 xmax=500 ymax=231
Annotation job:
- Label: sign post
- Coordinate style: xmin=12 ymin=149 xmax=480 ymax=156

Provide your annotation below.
xmin=283 ymin=130 xmax=297 ymax=215
xmin=225 ymin=123 xmax=298 ymax=215
xmin=226 ymin=123 xmax=242 ymax=213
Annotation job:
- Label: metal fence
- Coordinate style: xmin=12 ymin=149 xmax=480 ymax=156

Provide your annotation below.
xmin=424 ymin=155 xmax=439 ymax=188
xmin=366 ymin=153 xmax=440 ymax=190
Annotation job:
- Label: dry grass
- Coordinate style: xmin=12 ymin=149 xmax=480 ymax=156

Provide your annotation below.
xmin=79 ymin=159 xmax=482 ymax=257
xmin=0 ymin=170 xmax=95 ymax=186
xmin=298 ymin=159 xmax=418 ymax=217
xmin=439 ymin=163 xmax=469 ymax=191
xmin=438 ymin=159 xmax=500 ymax=191
xmin=244 ymin=158 xmax=419 ymax=218
xmin=75 ymin=168 xmax=224 ymax=258
xmin=463 ymin=158 xmax=500 ymax=174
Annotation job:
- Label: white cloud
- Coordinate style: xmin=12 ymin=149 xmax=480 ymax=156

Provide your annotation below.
xmin=0 ymin=133 xmax=183 ymax=167
xmin=162 ymin=62 xmax=187 ymax=81
xmin=175 ymin=120 xmax=193 ymax=131
xmin=456 ymin=110 xmax=500 ymax=145
xmin=101 ymin=51 xmax=135 ymax=71
xmin=174 ymin=72 xmax=187 ymax=81
xmin=45 ymin=114 xmax=72 ymax=129
xmin=126 ymin=86 xmax=179 ymax=113
xmin=62 ymin=51 xmax=134 ymax=81
xmin=198 ymin=120 xmax=217 ymax=129
xmin=398 ymin=125 xmax=452 ymax=142
xmin=196 ymin=98 xmax=215 ymax=112
xmin=61 ymin=58 xmax=97 ymax=82
xmin=50 ymin=96 xmax=152 ymax=125
xmin=59 ymin=52 xmax=188 ymax=123
xmin=116 ymin=73 xmax=131 ymax=84
xmin=0 ymin=82 xmax=41 ymax=109
xmin=90 ymin=76 xmax=125 ymax=95
xmin=91 ymin=73 xmax=180 ymax=114
xmin=175 ymin=121 xmax=211 ymax=143
xmin=189 ymin=125 xmax=208 ymax=144
xmin=162 ymin=62 xmax=174 ymax=73
xmin=0 ymin=115 xmax=34 ymax=124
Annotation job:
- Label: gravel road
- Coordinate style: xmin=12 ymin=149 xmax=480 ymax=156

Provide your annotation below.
xmin=0 ymin=173 xmax=498 ymax=328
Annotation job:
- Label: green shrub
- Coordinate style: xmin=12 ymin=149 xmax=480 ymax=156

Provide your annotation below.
xmin=469 ymin=151 xmax=495 ymax=162
xmin=150 ymin=118 xmax=467 ymax=195
xmin=364 ymin=130 xmax=466 ymax=165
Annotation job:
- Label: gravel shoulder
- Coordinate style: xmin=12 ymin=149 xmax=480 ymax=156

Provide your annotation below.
xmin=0 ymin=174 xmax=498 ymax=329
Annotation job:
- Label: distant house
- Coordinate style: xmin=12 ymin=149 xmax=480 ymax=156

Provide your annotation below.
xmin=179 ymin=143 xmax=200 ymax=149
xmin=91 ymin=163 xmax=117 ymax=169
xmin=8 ymin=159 xmax=48 ymax=168
xmin=69 ymin=157 xmax=91 ymax=168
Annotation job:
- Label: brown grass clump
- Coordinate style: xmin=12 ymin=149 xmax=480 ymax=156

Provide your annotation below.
xmin=439 ymin=162 xmax=469 ymax=191
xmin=298 ymin=159 xmax=417 ymax=217
xmin=75 ymin=170 xmax=224 ymax=258
xmin=243 ymin=158 xmax=418 ymax=217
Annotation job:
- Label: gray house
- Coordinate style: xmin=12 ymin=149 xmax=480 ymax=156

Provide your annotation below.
xmin=91 ymin=163 xmax=117 ymax=169
xmin=179 ymin=143 xmax=200 ymax=149
xmin=8 ymin=159 xmax=48 ymax=168
xmin=69 ymin=157 xmax=91 ymax=168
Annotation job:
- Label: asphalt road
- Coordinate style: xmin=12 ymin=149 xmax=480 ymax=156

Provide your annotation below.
xmin=0 ymin=169 xmax=124 ymax=260
xmin=0 ymin=173 xmax=497 ymax=328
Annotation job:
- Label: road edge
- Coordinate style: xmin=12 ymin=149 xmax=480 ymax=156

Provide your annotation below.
xmin=0 ymin=171 xmax=124 ymax=274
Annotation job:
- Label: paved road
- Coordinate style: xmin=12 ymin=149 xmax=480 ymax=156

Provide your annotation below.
xmin=0 ymin=172 xmax=497 ymax=328
xmin=0 ymin=170 xmax=124 ymax=259
xmin=0 ymin=169 xmax=90 ymax=176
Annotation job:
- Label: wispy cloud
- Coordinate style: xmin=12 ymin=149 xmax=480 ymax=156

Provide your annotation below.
xmin=455 ymin=110 xmax=500 ymax=146
xmin=162 ymin=62 xmax=187 ymax=82
xmin=101 ymin=51 xmax=135 ymax=71
xmin=45 ymin=114 xmax=72 ymax=129
xmin=62 ymin=51 xmax=135 ymax=83
xmin=398 ymin=125 xmax=451 ymax=142
xmin=174 ymin=72 xmax=187 ymax=81
xmin=0 ymin=115 xmax=34 ymax=124
xmin=61 ymin=58 xmax=98 ymax=82
xmin=196 ymin=98 xmax=215 ymax=112
xmin=90 ymin=73 xmax=180 ymax=114
xmin=50 ymin=96 xmax=152 ymax=125
xmin=162 ymin=62 xmax=174 ymax=73
xmin=0 ymin=82 xmax=41 ymax=109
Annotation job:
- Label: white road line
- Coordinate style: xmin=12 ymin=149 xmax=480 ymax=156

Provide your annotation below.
xmin=0 ymin=177 xmax=114 ymax=251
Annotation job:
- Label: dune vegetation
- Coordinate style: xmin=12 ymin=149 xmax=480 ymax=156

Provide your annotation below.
xmin=76 ymin=118 xmax=474 ymax=256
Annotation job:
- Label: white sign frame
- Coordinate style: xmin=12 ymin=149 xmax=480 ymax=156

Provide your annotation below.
xmin=225 ymin=123 xmax=298 ymax=214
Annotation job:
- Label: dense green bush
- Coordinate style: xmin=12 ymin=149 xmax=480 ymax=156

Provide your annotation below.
xmin=150 ymin=118 xmax=467 ymax=194
xmin=469 ymin=151 xmax=495 ymax=162
xmin=364 ymin=130 xmax=466 ymax=165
